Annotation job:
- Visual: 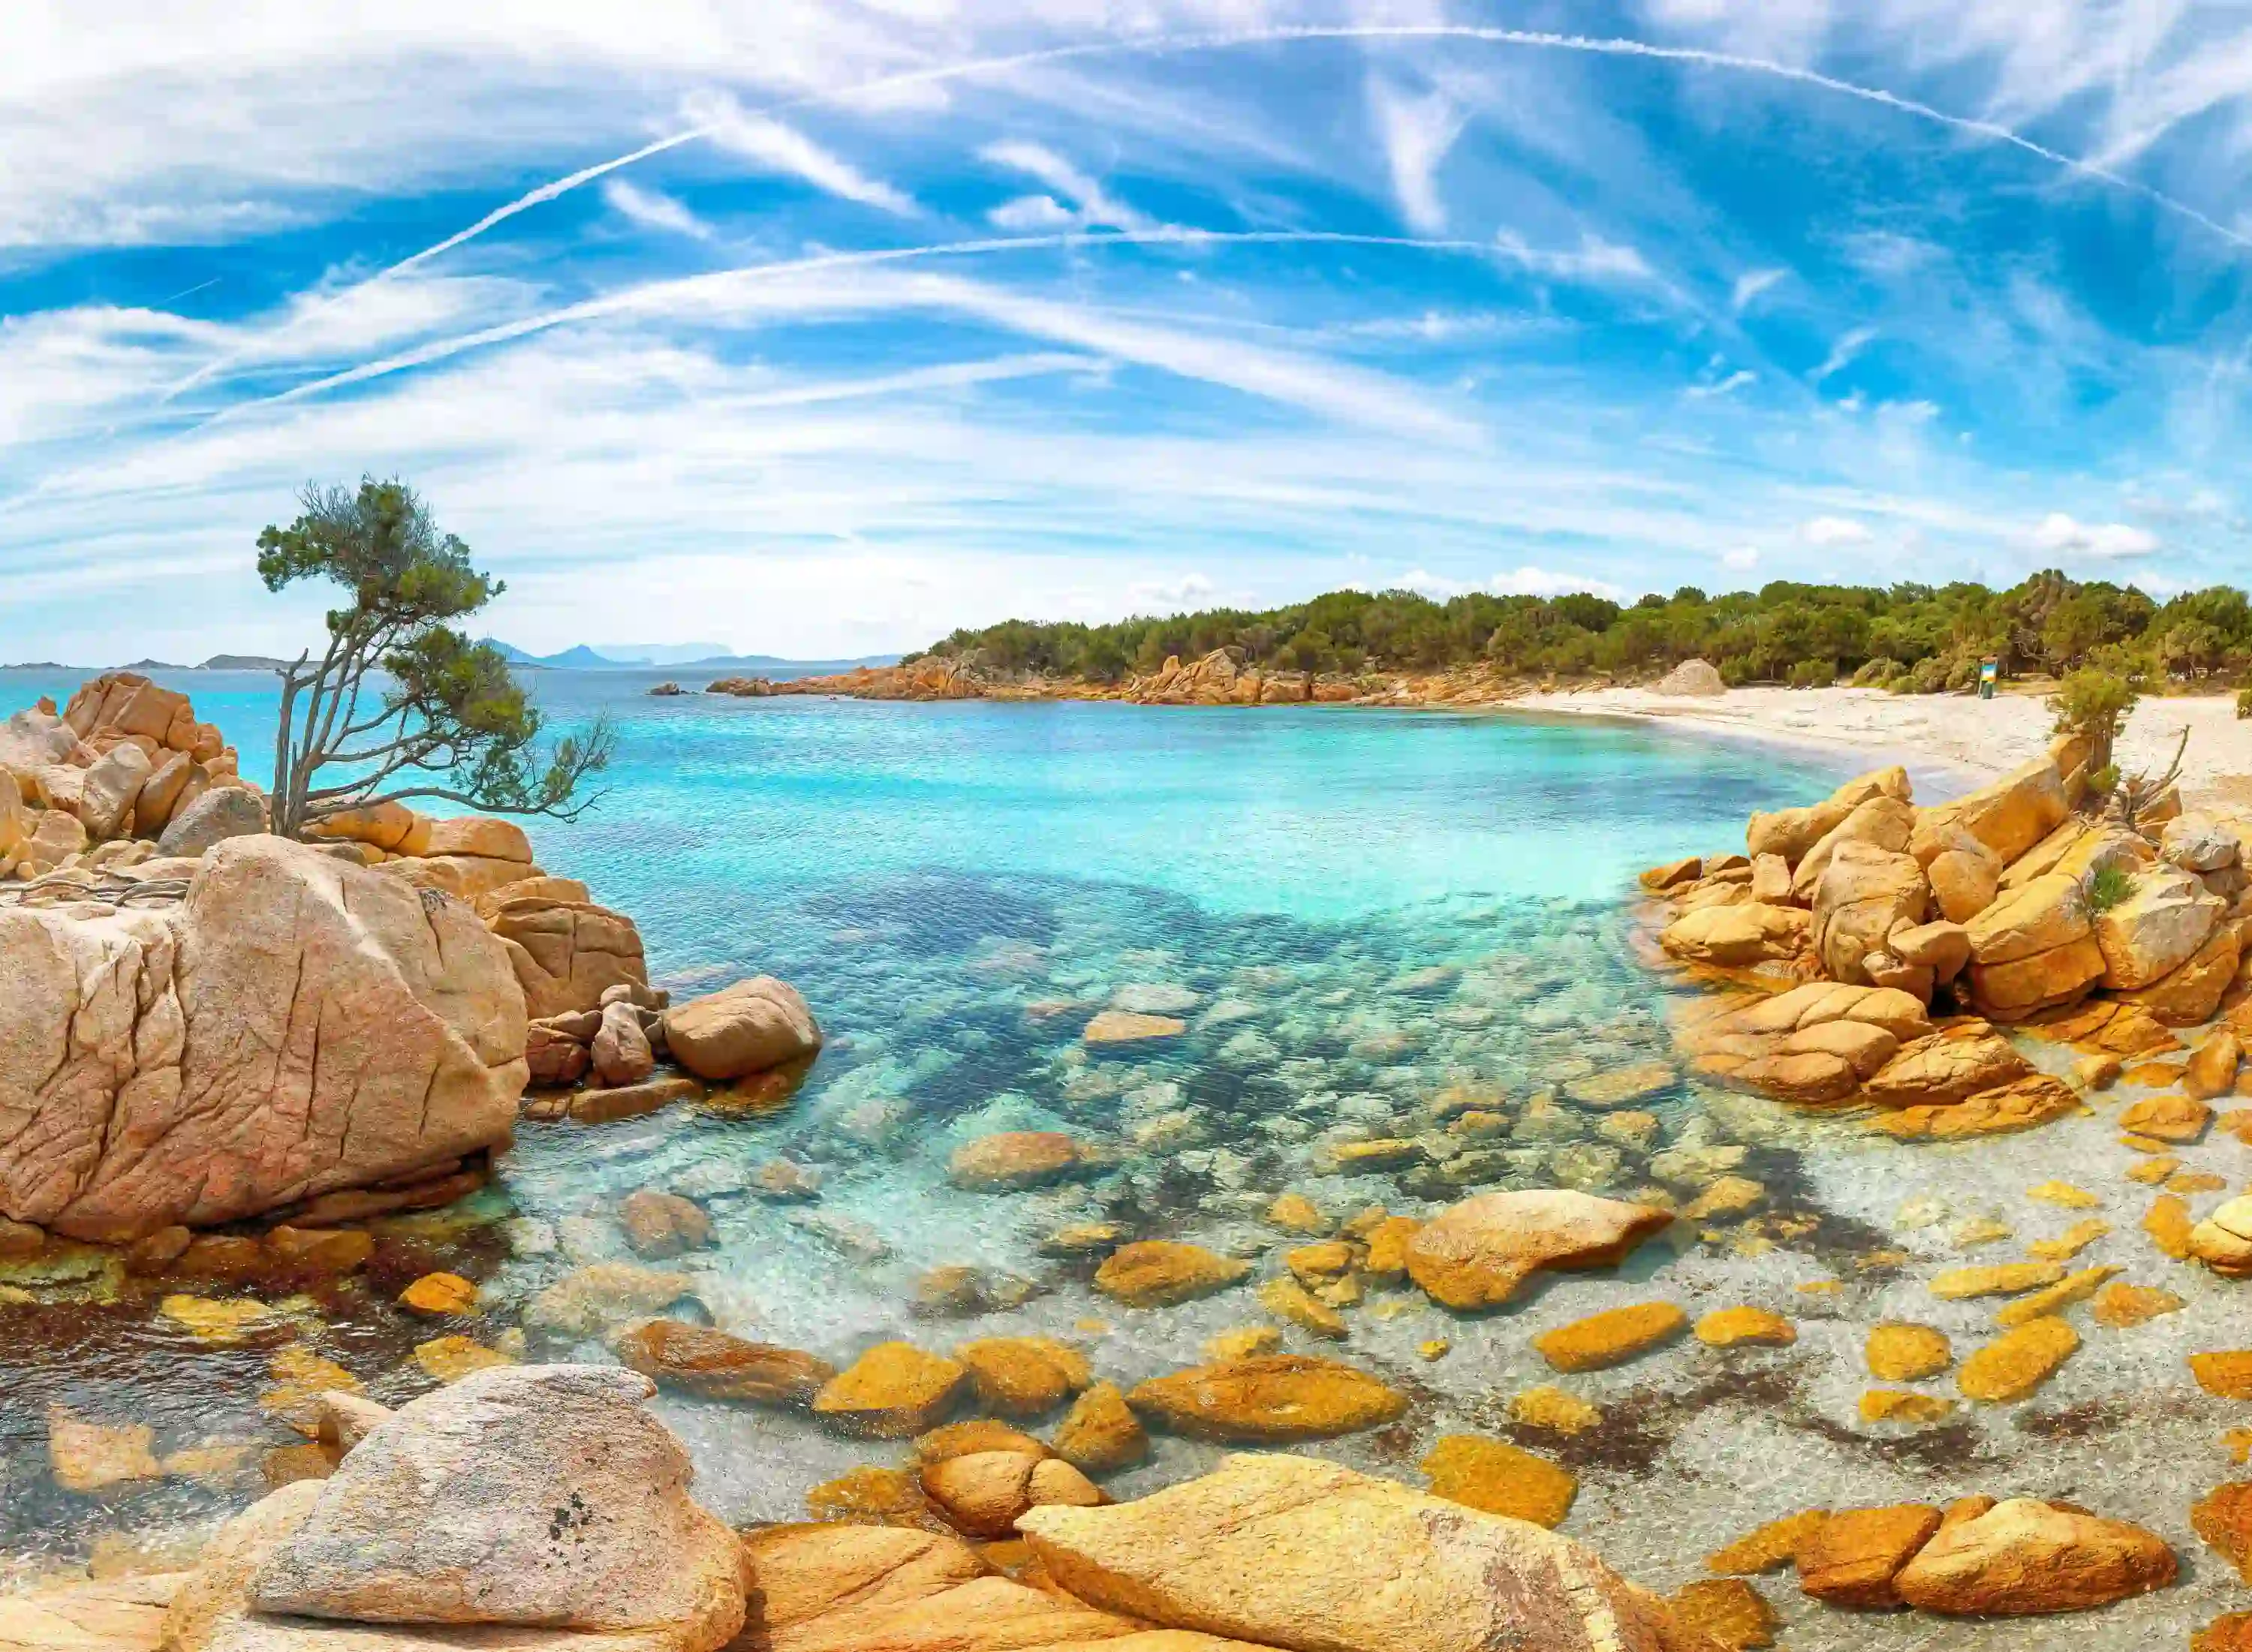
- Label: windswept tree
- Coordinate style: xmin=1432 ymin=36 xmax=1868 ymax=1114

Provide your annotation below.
xmin=260 ymin=478 xmax=615 ymax=840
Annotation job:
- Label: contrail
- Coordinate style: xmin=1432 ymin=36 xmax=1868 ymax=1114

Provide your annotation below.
xmin=217 ymin=227 xmax=1499 ymax=414
xmin=156 ymin=23 xmax=2245 ymax=405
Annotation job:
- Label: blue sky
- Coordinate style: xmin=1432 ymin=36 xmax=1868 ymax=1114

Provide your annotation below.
xmin=5 ymin=1 xmax=2251 ymax=661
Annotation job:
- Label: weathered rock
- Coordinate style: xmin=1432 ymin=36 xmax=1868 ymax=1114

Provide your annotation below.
xmin=525 ymin=1262 xmax=694 ymax=1337
xmin=2192 ymin=1196 xmax=2252 ymax=1277
xmin=2166 ymin=814 xmax=2243 ymax=874
xmin=47 ymin=1406 xmax=161 ymax=1492
xmin=2193 ymin=1482 xmax=2252 ymax=1584
xmin=1867 ymin=1323 xmax=1950 ymax=1382
xmin=1811 ymin=841 xmax=1929 ymax=986
xmin=1081 ymin=1009 xmax=1187 ymax=1046
xmin=1681 ymin=982 xmax=1931 ymax=1103
xmin=488 ymin=898 xmax=649 ymax=1020
xmin=1862 ymin=1026 xmax=2031 ymax=1106
xmin=735 ymin=1523 xmax=989 ymax=1641
xmin=399 ymin=1272 xmax=477 ymax=1315
xmin=619 ymin=1190 xmax=711 ymax=1259
xmin=1889 ymin=919 xmax=1971 ymax=981
xmin=525 ymin=1022 xmax=593 ymax=1087
xmin=1125 ymin=1356 xmax=1408 ymax=1442
xmin=1017 ymin=1452 xmax=1685 ymax=1652
xmin=0 ymin=835 xmax=525 ymax=1241
xmin=592 ymin=1001 xmax=656 ymax=1088
xmin=1868 ymin=1074 xmax=2080 ymax=1140
xmin=1420 ymin=1435 xmax=1577 ymax=1527
xmin=2186 ymin=1031 xmax=2246 ymax=1101
xmin=947 ymin=1132 xmax=1089 ymax=1193
xmin=243 ymin=1365 xmax=743 ymax=1645
xmin=76 ymin=742 xmax=152 ymax=841
xmin=1052 ymin=1382 xmax=1148 ymax=1475
xmin=1958 ymin=1317 xmax=2079 ymax=1402
xmin=1403 ymin=1190 xmax=1672 ymax=1310
xmin=2095 ymin=868 xmax=2224 ymax=990
xmin=1094 ymin=1241 xmax=1250 ymax=1307
xmin=1796 ymin=1504 xmax=1942 ymax=1608
xmin=1666 ymin=1578 xmax=1778 ymax=1651
xmin=918 ymin=1450 xmax=1103 ymax=1539
xmin=811 ymin=1343 xmax=968 ymax=1438
xmin=1695 ymin=1307 xmax=1795 ymax=1348
xmin=1928 ymin=850 xmax=2001 ymax=925
xmin=1639 ymin=856 xmax=1703 ymax=892
xmin=1935 ymin=758 xmax=2071 ymax=868
xmin=1894 ymin=1498 xmax=2176 ymax=1615
xmin=1793 ymin=796 xmax=1916 ymax=902
xmin=661 ymin=977 xmax=821 ymax=1081
xmin=155 ymin=787 xmax=266 ymax=858
xmin=953 ymin=1337 xmax=1091 ymax=1416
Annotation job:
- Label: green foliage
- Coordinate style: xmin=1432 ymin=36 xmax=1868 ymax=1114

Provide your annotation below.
xmin=1787 ymin=657 xmax=1838 ymax=689
xmin=2085 ymin=864 xmax=2134 ymax=913
xmin=925 ymin=569 xmax=2250 ymax=693
xmin=2046 ymin=667 xmax=2140 ymax=775
xmin=2239 ymin=685 xmax=2252 ymax=720
xmin=260 ymin=478 xmax=616 ymax=837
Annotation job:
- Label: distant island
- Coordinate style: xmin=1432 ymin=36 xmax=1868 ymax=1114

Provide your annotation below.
xmin=481 ymin=639 xmax=902 ymax=673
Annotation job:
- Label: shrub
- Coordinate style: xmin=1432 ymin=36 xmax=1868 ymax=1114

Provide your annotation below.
xmin=2239 ymin=684 xmax=2252 ymax=720
xmin=1787 ymin=657 xmax=1838 ymax=689
xmin=1851 ymin=657 xmax=1902 ymax=687
xmin=2047 ymin=667 xmax=2139 ymax=775
xmin=2085 ymin=864 xmax=2134 ymax=914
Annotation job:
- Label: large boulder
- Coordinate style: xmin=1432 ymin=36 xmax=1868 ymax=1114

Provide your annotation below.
xmin=75 ymin=742 xmax=152 ymax=841
xmin=157 ymin=787 xmax=267 ymax=858
xmin=1404 ymin=1190 xmax=1673 ymax=1310
xmin=1790 ymin=796 xmax=1916 ymax=902
xmin=1654 ymin=659 xmax=1726 ymax=697
xmin=1747 ymin=767 xmax=1909 ymax=865
xmin=1657 ymin=902 xmax=1808 ymax=967
xmin=1018 ymin=1452 xmax=1687 ymax=1652
xmin=246 ymin=1365 xmax=742 ymax=1642
xmin=0 ymin=836 xmax=526 ymax=1240
xmin=1680 ymin=982 xmax=1932 ymax=1104
xmin=1963 ymin=872 xmax=2106 ymax=1021
xmin=2118 ymin=920 xmax=2245 ymax=1026
xmin=661 ymin=977 xmax=821 ymax=1082
xmin=1892 ymin=1498 xmax=2175 ymax=1616
xmin=0 ymin=707 xmax=82 ymax=793
xmin=2165 ymin=814 xmax=2243 ymax=874
xmin=1930 ymin=758 xmax=2071 ymax=868
xmin=1811 ymin=841 xmax=1928 ymax=986
xmin=2093 ymin=868 xmax=2224 ymax=990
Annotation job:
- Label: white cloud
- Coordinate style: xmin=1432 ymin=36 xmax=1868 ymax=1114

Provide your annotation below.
xmin=1721 ymin=546 xmax=1761 ymax=570
xmin=685 ymin=92 xmax=917 ymax=217
xmin=1731 ymin=267 xmax=1790 ymax=313
xmin=601 ymin=179 xmax=710 ymax=239
xmin=1129 ymin=572 xmax=1217 ymax=608
xmin=981 ymin=140 xmax=1157 ymax=233
xmin=1489 ymin=566 xmax=1627 ymax=600
xmin=1366 ymin=74 xmax=1467 ymax=234
xmin=1686 ymin=369 xmax=1757 ymax=400
xmin=1799 ymin=516 xmax=1873 ymax=546
xmin=1493 ymin=231 xmax=1654 ymax=285
xmin=1810 ymin=326 xmax=1877 ymax=384
xmin=987 ymin=194 xmax=1077 ymax=231
xmin=2031 ymin=513 xmax=2160 ymax=558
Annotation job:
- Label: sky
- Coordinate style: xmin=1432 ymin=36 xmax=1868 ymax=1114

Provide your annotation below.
xmin=5 ymin=2 xmax=2252 ymax=662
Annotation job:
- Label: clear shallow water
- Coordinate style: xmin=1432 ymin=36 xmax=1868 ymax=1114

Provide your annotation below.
xmin=8 ymin=672 xmax=2244 ymax=1647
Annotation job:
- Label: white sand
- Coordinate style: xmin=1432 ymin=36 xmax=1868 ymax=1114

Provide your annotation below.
xmin=1513 ymin=683 xmax=2252 ymax=811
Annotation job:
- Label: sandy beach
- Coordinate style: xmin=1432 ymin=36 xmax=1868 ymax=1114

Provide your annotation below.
xmin=1513 ymin=682 xmax=2252 ymax=811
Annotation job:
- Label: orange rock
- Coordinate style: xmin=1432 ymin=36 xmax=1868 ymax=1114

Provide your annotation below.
xmin=1867 ymin=1075 xmax=2079 ymax=1140
xmin=1509 ymin=1386 xmax=1603 ymax=1435
xmin=1666 ymin=1578 xmax=1778 ymax=1649
xmin=1050 ymin=1382 xmax=1146 ymax=1476
xmin=1124 ymin=1355 xmax=1408 ymax=1441
xmin=1402 ymin=1190 xmax=1672 ymax=1310
xmin=1995 ymin=1265 xmax=2120 ymax=1329
xmin=2195 ymin=1612 xmax=2252 ymax=1652
xmin=1859 ymin=1390 xmax=1955 ymax=1425
xmin=1706 ymin=1509 xmax=1829 ymax=1575
xmin=1419 ymin=1435 xmax=1577 ymax=1527
xmin=919 ymin=1450 xmax=1103 ymax=1539
xmin=2092 ymin=1281 xmax=2186 ymax=1329
xmin=947 ymin=1132 xmax=1089 ymax=1192
xmin=2193 ymin=1482 xmax=2252 ymax=1583
xmin=397 ymin=1272 xmax=477 ymax=1316
xmin=812 ymin=1343 xmax=968 ymax=1438
xmin=2193 ymin=1352 xmax=2252 ymax=1400
xmin=913 ymin=1421 xmax=1050 ymax=1464
xmin=1929 ymin=1261 xmax=2065 ymax=1300
xmin=1866 ymin=1323 xmax=1951 ymax=1382
xmin=1796 ymin=1504 xmax=1943 ymax=1608
xmin=2147 ymin=1194 xmax=2198 ymax=1259
xmin=1534 ymin=1303 xmax=1690 ymax=1372
xmin=2118 ymin=1093 xmax=2213 ymax=1144
xmin=953 ymin=1338 xmax=1091 ymax=1416
xmin=1894 ymin=1497 xmax=2177 ymax=1615
xmin=1092 ymin=1241 xmax=1250 ymax=1307
xmin=1958 ymin=1318 xmax=2079 ymax=1403
xmin=1694 ymin=1307 xmax=1795 ymax=1348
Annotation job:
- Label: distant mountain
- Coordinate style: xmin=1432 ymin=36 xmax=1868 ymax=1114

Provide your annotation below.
xmin=121 ymin=657 xmax=189 ymax=671
xmin=197 ymin=654 xmax=293 ymax=671
xmin=481 ymin=638 xmax=899 ymax=673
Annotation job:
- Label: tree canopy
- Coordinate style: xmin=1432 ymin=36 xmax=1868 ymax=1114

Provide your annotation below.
xmin=909 ymin=570 xmax=2252 ymax=693
xmin=260 ymin=478 xmax=614 ymax=838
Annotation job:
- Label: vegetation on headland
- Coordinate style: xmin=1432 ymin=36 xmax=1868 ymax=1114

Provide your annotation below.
xmin=910 ymin=569 xmax=2252 ymax=697
xmin=259 ymin=478 xmax=615 ymax=837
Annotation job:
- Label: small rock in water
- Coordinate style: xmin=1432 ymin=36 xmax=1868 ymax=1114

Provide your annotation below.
xmin=614 ymin=1319 xmax=832 ymax=1405
xmin=1093 ymin=1240 xmax=1251 ymax=1307
xmin=955 ymin=1337 xmax=1091 ymax=1416
xmin=414 ymin=1334 xmax=517 ymax=1384
xmin=1534 ymin=1303 xmax=1689 ymax=1373
xmin=1796 ymin=1504 xmax=1943 ymax=1608
xmin=1052 ymin=1382 xmax=1148 ymax=1475
xmin=1866 ymin=1323 xmax=1951 ymax=1382
xmin=1694 ymin=1307 xmax=1794 ymax=1348
xmin=618 ymin=1188 xmax=712 ymax=1259
xmin=947 ymin=1130 xmax=1091 ymax=1192
xmin=812 ymin=1342 xmax=968 ymax=1438
xmin=1126 ymin=1354 xmax=1408 ymax=1441
xmin=1895 ymin=1498 xmax=2177 ymax=1614
xmin=1419 ymin=1434 xmax=1576 ymax=1527
xmin=398 ymin=1272 xmax=479 ymax=1316
xmin=1958 ymin=1318 xmax=2079 ymax=1403
xmin=524 ymin=1262 xmax=694 ymax=1337
xmin=1509 ymin=1386 xmax=1603 ymax=1435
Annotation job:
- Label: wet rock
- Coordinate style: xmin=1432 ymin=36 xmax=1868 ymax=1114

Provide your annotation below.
xmin=1996 ymin=1265 xmax=2119 ymax=1328
xmin=1694 ymin=1307 xmax=1794 ymax=1348
xmin=1534 ymin=1303 xmax=1688 ymax=1373
xmin=2196 ymin=1612 xmax=2252 ymax=1651
xmin=1510 ymin=1386 xmax=1603 ymax=1435
xmin=1403 ymin=1190 xmax=1672 ymax=1311
xmin=947 ymin=1131 xmax=1091 ymax=1192
xmin=1868 ymin=1074 xmax=2079 ymax=1140
xmin=1894 ymin=1498 xmax=2176 ymax=1615
xmin=2192 ymin=1196 xmax=2252 ymax=1277
xmin=125 ymin=1224 xmax=192 ymax=1273
xmin=589 ymin=1000 xmax=655 ymax=1087
xmin=1958 ymin=1317 xmax=2079 ymax=1403
xmin=1640 ymin=856 xmax=1703 ymax=892
xmin=812 ymin=1342 xmax=968 ymax=1438
xmin=1259 ymin=1277 xmax=1347 ymax=1339
xmin=486 ymin=896 xmax=648 ymax=1020
xmin=1419 ymin=1435 xmax=1576 ymax=1527
xmin=1928 ymin=1261 xmax=2064 ymax=1300
xmin=1125 ymin=1356 xmax=1408 ymax=1442
xmin=1706 ymin=1510 xmax=1831 ymax=1577
xmin=918 ymin=1451 xmax=1103 ymax=1539
xmin=619 ymin=1189 xmax=712 ymax=1259
xmin=1866 ymin=1323 xmax=1951 ymax=1382
xmin=1796 ymin=1503 xmax=1942 ymax=1608
xmin=1052 ymin=1382 xmax=1148 ymax=1476
xmin=1082 ymin=1010 xmax=1186 ymax=1046
xmin=1860 ymin=1391 xmax=1955 ymax=1425
xmin=524 ymin=1261 xmax=693 ymax=1337
xmin=563 ymin=1074 xmax=705 ymax=1124
xmin=2119 ymin=1092 xmax=2212 ymax=1143
xmin=1666 ymin=1578 xmax=1778 ymax=1650
xmin=398 ymin=1271 xmax=477 ymax=1315
xmin=2193 ymin=1482 xmax=2252 ymax=1584
xmin=1862 ymin=1025 xmax=2031 ymax=1106
xmin=954 ymin=1337 xmax=1091 ymax=1416
xmin=1264 ymin=1191 xmax=1326 ymax=1233
xmin=615 ymin=1319 xmax=832 ymax=1405
xmin=1563 ymin=1061 xmax=1677 ymax=1109
xmin=1017 ymin=1452 xmax=1686 ymax=1652
xmin=1657 ymin=902 xmax=1808 ymax=967
xmin=1203 ymin=1326 xmax=1282 ymax=1362
xmin=660 ymin=976 xmax=820 ymax=1080
xmin=412 ymin=1335 xmax=516 ymax=1384
xmin=0 ymin=1214 xmax=44 ymax=1257
xmin=2091 ymin=1282 xmax=2184 ymax=1328
xmin=749 ymin=1159 xmax=823 ymax=1201
xmin=47 ymin=1406 xmax=161 ymax=1493
xmin=263 ymin=1226 xmax=372 ymax=1274
xmin=241 ymin=1365 xmax=744 ymax=1645
xmin=2194 ymin=1352 xmax=2252 ymax=1399
xmin=1093 ymin=1240 xmax=1250 ymax=1307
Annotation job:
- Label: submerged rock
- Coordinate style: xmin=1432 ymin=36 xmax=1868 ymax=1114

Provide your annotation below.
xmin=1894 ymin=1498 xmax=2175 ymax=1615
xmin=661 ymin=976 xmax=821 ymax=1081
xmin=1093 ymin=1240 xmax=1250 ymax=1307
xmin=1125 ymin=1356 xmax=1407 ymax=1442
xmin=1404 ymin=1190 xmax=1672 ymax=1311
xmin=613 ymin=1319 xmax=833 ymax=1405
xmin=811 ymin=1342 xmax=968 ymax=1438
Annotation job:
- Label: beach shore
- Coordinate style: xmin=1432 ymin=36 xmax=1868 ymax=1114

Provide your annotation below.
xmin=1511 ymin=682 xmax=2252 ymax=811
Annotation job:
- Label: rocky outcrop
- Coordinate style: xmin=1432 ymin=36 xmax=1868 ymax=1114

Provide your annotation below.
xmin=753 ymin=657 xmax=985 ymax=702
xmin=1654 ymin=658 xmax=1726 ymax=696
xmin=1892 ymin=1498 xmax=2176 ymax=1615
xmin=661 ymin=977 xmax=822 ymax=1081
xmin=1017 ymin=1452 xmax=1691 ymax=1652
xmin=0 ymin=835 xmax=525 ymax=1241
xmin=487 ymin=892 xmax=649 ymax=1019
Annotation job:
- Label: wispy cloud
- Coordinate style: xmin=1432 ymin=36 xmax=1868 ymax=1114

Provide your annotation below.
xmin=1730 ymin=267 xmax=1790 ymax=313
xmin=1492 ymin=231 xmax=1654 ymax=285
xmin=1367 ymin=74 xmax=1468 ymax=234
xmin=1490 ymin=566 xmax=1627 ymax=599
xmin=980 ymin=140 xmax=1158 ymax=233
xmin=601 ymin=179 xmax=711 ymax=240
xmin=683 ymin=92 xmax=918 ymax=217
xmin=1686 ymin=369 xmax=1757 ymax=400
xmin=2031 ymin=513 xmax=2160 ymax=558
xmin=1810 ymin=326 xmax=1877 ymax=384
xmin=1799 ymin=516 xmax=1874 ymax=546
